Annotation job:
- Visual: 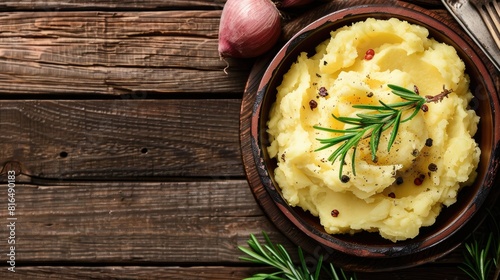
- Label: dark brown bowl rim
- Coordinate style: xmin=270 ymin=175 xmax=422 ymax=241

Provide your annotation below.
xmin=250 ymin=4 xmax=500 ymax=258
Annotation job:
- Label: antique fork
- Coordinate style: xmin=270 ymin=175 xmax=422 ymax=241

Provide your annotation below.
xmin=470 ymin=0 xmax=500 ymax=50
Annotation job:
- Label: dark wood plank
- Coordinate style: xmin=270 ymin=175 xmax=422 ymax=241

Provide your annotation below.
xmin=0 ymin=11 xmax=250 ymax=95
xmin=0 ymin=3 xmax=451 ymax=96
xmin=0 ymin=99 xmax=243 ymax=180
xmin=0 ymin=264 xmax=472 ymax=280
xmin=0 ymin=0 xmax=226 ymax=11
xmin=0 ymin=178 xmax=466 ymax=269
xmin=0 ymin=180 xmax=287 ymax=263
xmin=0 ymin=266 xmax=273 ymax=280
xmin=0 ymin=176 xmax=468 ymax=277
xmin=0 ymin=0 xmax=445 ymax=12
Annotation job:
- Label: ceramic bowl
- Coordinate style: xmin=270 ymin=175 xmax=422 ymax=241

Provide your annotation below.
xmin=250 ymin=4 xmax=500 ymax=270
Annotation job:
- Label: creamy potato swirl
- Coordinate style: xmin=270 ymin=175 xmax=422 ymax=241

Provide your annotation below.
xmin=267 ymin=18 xmax=480 ymax=242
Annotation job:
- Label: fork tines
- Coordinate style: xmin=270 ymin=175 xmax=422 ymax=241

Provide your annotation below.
xmin=470 ymin=0 xmax=500 ymax=50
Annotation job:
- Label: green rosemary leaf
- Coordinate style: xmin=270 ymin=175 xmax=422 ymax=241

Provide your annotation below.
xmin=249 ymin=234 xmax=272 ymax=261
xmin=317 ymin=135 xmax=359 ymax=145
xmin=460 ymin=266 xmax=481 ymax=280
xmin=351 ymin=146 xmax=357 ymax=176
xmin=316 ymin=134 xmax=356 ymax=151
xmin=338 ymin=132 xmax=363 ymax=178
xmin=390 ymin=91 xmax=424 ymax=103
xmin=316 ymin=136 xmax=353 ymax=145
xmin=355 ymin=112 xmax=394 ymax=120
xmin=329 ymin=264 xmax=339 ymax=280
xmin=370 ymin=123 xmax=383 ymax=161
xmin=247 ymin=234 xmax=283 ymax=269
xmin=313 ymin=254 xmax=323 ymax=280
xmin=239 ymin=246 xmax=272 ymax=265
xmin=387 ymin=111 xmax=402 ymax=152
xmin=328 ymin=140 xmax=349 ymax=162
xmin=338 ymin=151 xmax=347 ymax=179
xmin=313 ymin=126 xmax=360 ymax=134
xmin=389 ymin=87 xmax=418 ymax=97
xmin=266 ymin=244 xmax=285 ymax=263
xmin=381 ymin=100 xmax=417 ymax=108
xmin=461 ymin=236 xmax=493 ymax=280
xmin=378 ymin=100 xmax=398 ymax=111
xmin=331 ymin=114 xmax=364 ymax=125
xmin=245 ymin=273 xmax=285 ymax=280
xmin=351 ymin=104 xmax=387 ymax=110
xmin=357 ymin=117 xmax=389 ymax=125
xmin=402 ymin=100 xmax=425 ymax=122
xmin=387 ymin=84 xmax=411 ymax=92
xmin=387 ymin=84 xmax=421 ymax=99
xmin=263 ymin=231 xmax=274 ymax=247
xmin=277 ymin=244 xmax=294 ymax=266
xmin=329 ymin=263 xmax=358 ymax=280
xmin=298 ymin=247 xmax=310 ymax=280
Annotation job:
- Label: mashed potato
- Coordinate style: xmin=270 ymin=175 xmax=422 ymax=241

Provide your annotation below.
xmin=267 ymin=18 xmax=480 ymax=242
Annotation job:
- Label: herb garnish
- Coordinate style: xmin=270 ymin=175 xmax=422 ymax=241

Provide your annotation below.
xmin=239 ymin=204 xmax=500 ymax=279
xmin=313 ymin=84 xmax=452 ymax=180
xmin=460 ymin=206 xmax=500 ymax=280
xmin=239 ymin=231 xmax=357 ymax=280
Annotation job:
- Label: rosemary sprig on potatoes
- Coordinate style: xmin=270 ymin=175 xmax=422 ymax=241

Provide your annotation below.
xmin=314 ymin=84 xmax=452 ymax=181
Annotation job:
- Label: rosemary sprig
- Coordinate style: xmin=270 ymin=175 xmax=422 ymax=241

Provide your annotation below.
xmin=460 ymin=204 xmax=500 ymax=280
xmin=239 ymin=204 xmax=499 ymax=279
xmin=314 ymin=84 xmax=451 ymax=180
xmin=239 ymin=231 xmax=356 ymax=280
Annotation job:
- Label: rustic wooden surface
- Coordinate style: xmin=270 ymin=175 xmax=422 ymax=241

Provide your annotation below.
xmin=0 ymin=0 xmax=498 ymax=279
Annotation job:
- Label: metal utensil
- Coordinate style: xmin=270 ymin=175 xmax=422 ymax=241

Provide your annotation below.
xmin=442 ymin=0 xmax=500 ymax=72
xmin=470 ymin=0 xmax=500 ymax=49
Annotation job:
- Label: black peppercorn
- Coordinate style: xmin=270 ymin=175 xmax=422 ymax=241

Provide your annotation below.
xmin=428 ymin=163 xmax=438 ymax=172
xmin=309 ymin=100 xmax=318 ymax=110
xmin=425 ymin=138 xmax=433 ymax=147
xmin=341 ymin=175 xmax=350 ymax=183
xmin=396 ymin=176 xmax=404 ymax=185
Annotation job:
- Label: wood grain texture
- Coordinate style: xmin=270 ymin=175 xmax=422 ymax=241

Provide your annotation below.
xmin=0 ymin=178 xmax=468 ymax=277
xmin=0 ymin=180 xmax=288 ymax=263
xmin=0 ymin=0 xmax=226 ymax=11
xmin=0 ymin=0 xmax=443 ymax=12
xmin=0 ymin=264 xmax=471 ymax=280
xmin=0 ymin=11 xmax=250 ymax=95
xmin=0 ymin=99 xmax=243 ymax=180
xmin=0 ymin=266 xmax=274 ymax=280
xmin=0 ymin=0 xmax=496 ymax=279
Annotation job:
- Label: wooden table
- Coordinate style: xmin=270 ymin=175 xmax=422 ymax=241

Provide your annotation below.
xmin=0 ymin=0 xmax=498 ymax=279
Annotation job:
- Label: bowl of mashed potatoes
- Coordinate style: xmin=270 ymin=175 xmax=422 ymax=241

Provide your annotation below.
xmin=248 ymin=4 xmax=500 ymax=269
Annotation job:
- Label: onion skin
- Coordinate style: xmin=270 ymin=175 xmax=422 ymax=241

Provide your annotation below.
xmin=218 ymin=0 xmax=281 ymax=58
xmin=280 ymin=0 xmax=315 ymax=8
